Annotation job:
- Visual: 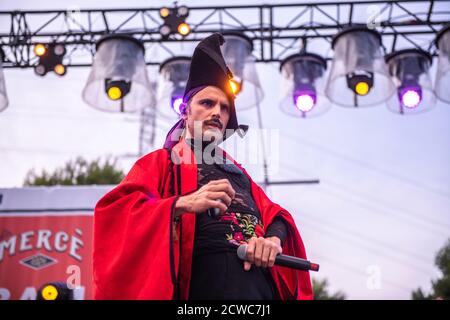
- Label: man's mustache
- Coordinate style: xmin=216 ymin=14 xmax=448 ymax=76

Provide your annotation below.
xmin=204 ymin=118 xmax=223 ymax=129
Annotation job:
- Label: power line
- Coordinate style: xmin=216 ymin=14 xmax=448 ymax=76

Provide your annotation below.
xmin=281 ymin=170 xmax=449 ymax=237
xmin=280 ymin=162 xmax=450 ymax=232
xmin=283 ymin=131 xmax=450 ymax=199
xmin=309 ymin=250 xmax=413 ymax=294
xmin=299 ymin=209 xmax=432 ymax=262
xmin=301 ymin=219 xmax=433 ymax=278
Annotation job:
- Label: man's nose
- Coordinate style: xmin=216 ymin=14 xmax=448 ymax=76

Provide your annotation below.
xmin=210 ymin=102 xmax=222 ymax=117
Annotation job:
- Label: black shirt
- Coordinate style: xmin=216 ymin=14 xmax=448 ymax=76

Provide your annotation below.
xmin=186 ymin=139 xmax=288 ymax=255
xmin=186 ymin=139 xmax=288 ymax=300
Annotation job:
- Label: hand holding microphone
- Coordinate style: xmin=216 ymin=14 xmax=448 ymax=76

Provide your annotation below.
xmin=237 ymin=241 xmax=319 ymax=272
xmin=174 ymin=179 xmax=235 ymax=217
xmin=207 ymin=199 xmax=224 ymax=218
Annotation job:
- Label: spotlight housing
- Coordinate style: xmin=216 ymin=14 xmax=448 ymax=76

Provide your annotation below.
xmin=159 ymin=5 xmax=190 ymax=39
xmin=279 ymin=52 xmax=329 ymax=118
xmin=33 ymin=43 xmax=67 ymax=76
xmin=158 ymin=56 xmax=191 ymax=118
xmin=435 ymin=24 xmax=450 ymax=103
xmin=221 ymin=32 xmax=264 ymax=110
xmin=325 ymin=26 xmax=395 ymax=107
xmin=0 ymin=47 xmax=9 ymax=112
xmin=82 ymin=34 xmax=155 ymax=113
xmin=385 ymin=49 xmax=435 ymax=115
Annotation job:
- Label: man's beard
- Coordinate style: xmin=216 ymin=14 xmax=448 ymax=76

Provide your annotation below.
xmin=192 ymin=119 xmax=224 ymax=144
xmin=203 ymin=127 xmax=223 ymax=144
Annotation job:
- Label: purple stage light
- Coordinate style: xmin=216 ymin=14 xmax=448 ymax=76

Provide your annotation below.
xmin=399 ymin=87 xmax=422 ymax=109
xmin=171 ymin=96 xmax=184 ymax=114
xmin=294 ymin=91 xmax=316 ymax=112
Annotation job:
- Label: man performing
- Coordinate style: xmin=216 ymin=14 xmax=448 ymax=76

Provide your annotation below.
xmin=93 ymin=33 xmax=313 ymax=300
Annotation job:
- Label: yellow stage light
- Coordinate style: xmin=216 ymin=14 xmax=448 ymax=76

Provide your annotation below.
xmin=54 ymin=64 xmax=66 ymax=76
xmin=34 ymin=44 xmax=46 ymax=57
xmin=355 ymin=81 xmax=370 ymax=95
xmin=177 ymin=22 xmax=190 ymax=36
xmin=41 ymin=285 xmax=58 ymax=300
xmin=160 ymin=7 xmax=170 ymax=18
xmin=107 ymin=86 xmax=123 ymax=100
xmin=229 ymin=79 xmax=241 ymax=95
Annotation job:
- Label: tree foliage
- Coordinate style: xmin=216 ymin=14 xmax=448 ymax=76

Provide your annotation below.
xmin=313 ymin=278 xmax=346 ymax=300
xmin=412 ymin=238 xmax=450 ymax=300
xmin=24 ymin=156 xmax=125 ymax=186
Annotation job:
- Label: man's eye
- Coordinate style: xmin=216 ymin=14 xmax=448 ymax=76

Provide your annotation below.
xmin=202 ymin=100 xmax=213 ymax=106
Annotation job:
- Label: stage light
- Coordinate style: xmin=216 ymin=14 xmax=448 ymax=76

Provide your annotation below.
xmin=159 ymin=25 xmax=172 ymax=37
xmin=279 ymin=52 xmax=329 ymax=118
xmin=159 ymin=7 xmax=170 ymax=18
xmin=325 ymin=26 xmax=395 ymax=107
xmin=221 ymin=32 xmax=264 ymax=109
xmin=229 ymin=78 xmax=241 ymax=95
xmin=37 ymin=282 xmax=73 ymax=300
xmin=34 ymin=64 xmax=47 ymax=76
xmin=53 ymin=44 xmax=66 ymax=56
xmin=355 ymin=81 xmax=369 ymax=95
xmin=54 ymin=63 xmax=66 ymax=76
xmin=41 ymin=284 xmax=58 ymax=300
xmin=82 ymin=34 xmax=154 ymax=113
xmin=159 ymin=5 xmax=190 ymax=39
xmin=171 ymin=96 xmax=184 ymax=114
xmin=294 ymin=92 xmax=316 ymax=113
xmin=385 ymin=49 xmax=435 ymax=115
xmin=158 ymin=56 xmax=190 ymax=118
xmin=399 ymin=87 xmax=422 ymax=109
xmin=0 ymin=47 xmax=9 ymax=113
xmin=105 ymin=79 xmax=131 ymax=102
xmin=177 ymin=6 xmax=189 ymax=17
xmin=33 ymin=43 xmax=67 ymax=76
xmin=346 ymin=72 xmax=373 ymax=96
xmin=435 ymin=24 xmax=450 ymax=103
xmin=34 ymin=44 xmax=46 ymax=57
xmin=107 ymin=86 xmax=122 ymax=100
xmin=177 ymin=22 xmax=190 ymax=36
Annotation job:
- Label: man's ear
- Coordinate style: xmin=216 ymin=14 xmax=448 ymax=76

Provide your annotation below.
xmin=181 ymin=103 xmax=189 ymax=119
xmin=181 ymin=109 xmax=188 ymax=121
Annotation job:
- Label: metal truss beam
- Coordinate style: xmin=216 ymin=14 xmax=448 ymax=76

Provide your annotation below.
xmin=0 ymin=0 xmax=448 ymax=68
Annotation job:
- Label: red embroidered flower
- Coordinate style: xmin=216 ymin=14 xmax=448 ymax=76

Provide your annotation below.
xmin=233 ymin=232 xmax=244 ymax=242
xmin=255 ymin=224 xmax=264 ymax=237
xmin=221 ymin=213 xmax=239 ymax=225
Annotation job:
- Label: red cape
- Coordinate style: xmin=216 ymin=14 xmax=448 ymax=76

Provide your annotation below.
xmin=93 ymin=140 xmax=313 ymax=300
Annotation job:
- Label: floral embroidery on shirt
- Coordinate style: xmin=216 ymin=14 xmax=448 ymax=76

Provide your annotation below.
xmin=222 ymin=212 xmax=265 ymax=246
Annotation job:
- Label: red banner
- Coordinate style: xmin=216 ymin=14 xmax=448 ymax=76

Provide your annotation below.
xmin=0 ymin=214 xmax=93 ymax=300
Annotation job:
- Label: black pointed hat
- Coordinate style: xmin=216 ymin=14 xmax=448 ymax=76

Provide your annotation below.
xmin=184 ymin=33 xmax=239 ymax=130
xmin=163 ymin=33 xmax=248 ymax=150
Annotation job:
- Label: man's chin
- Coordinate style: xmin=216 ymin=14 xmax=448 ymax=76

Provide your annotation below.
xmin=203 ymin=128 xmax=223 ymax=143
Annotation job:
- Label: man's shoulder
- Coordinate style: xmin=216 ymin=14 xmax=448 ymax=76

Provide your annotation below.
xmin=135 ymin=148 xmax=170 ymax=168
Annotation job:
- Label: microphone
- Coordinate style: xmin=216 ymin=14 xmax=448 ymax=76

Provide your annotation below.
xmin=207 ymin=207 xmax=221 ymax=218
xmin=207 ymin=199 xmax=224 ymax=218
xmin=237 ymin=244 xmax=319 ymax=272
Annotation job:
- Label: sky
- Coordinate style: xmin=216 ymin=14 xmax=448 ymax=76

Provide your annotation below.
xmin=0 ymin=0 xmax=450 ymax=299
